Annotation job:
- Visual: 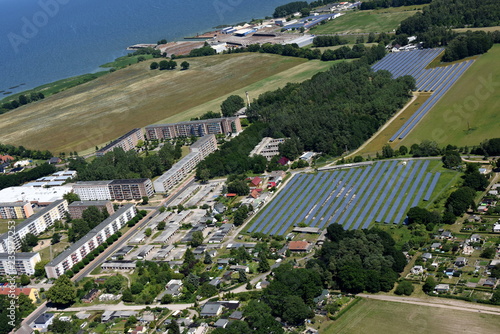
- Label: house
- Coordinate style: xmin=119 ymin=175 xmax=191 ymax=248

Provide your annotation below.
xmin=313 ymin=289 xmax=330 ymax=304
xmin=229 ymin=311 xmax=243 ymax=320
xmin=493 ymin=222 xmax=500 ymax=233
xmin=488 ymin=259 xmax=500 ymax=269
xmin=434 ymin=284 xmax=450 ymax=293
xmin=48 ymin=157 xmax=62 ymax=165
xmin=488 ymin=190 xmax=499 ymax=196
xmin=0 ymin=155 xmax=14 ymax=163
xmin=81 ymin=289 xmax=100 ymax=303
xmin=214 ymin=319 xmax=229 ymax=328
xmin=187 ymin=323 xmax=209 ymax=334
xmin=229 ymin=265 xmax=249 ymax=273
xmin=165 ymin=279 xmax=183 ymax=297
xmin=217 ymin=258 xmax=231 ymax=265
xmin=200 ymin=302 xmax=223 ymax=317
xmin=299 ymin=152 xmax=314 ymax=162
xmin=277 ymin=157 xmax=290 ymax=166
xmin=209 ymin=277 xmax=221 ymax=286
xmin=441 ymin=231 xmax=453 ymax=239
xmin=483 ymin=278 xmax=497 ymax=288
xmin=31 ymin=313 xmax=54 ymax=330
xmin=255 ymin=280 xmax=270 ymax=289
xmin=470 ymin=234 xmax=481 ymax=243
xmin=444 ymin=268 xmax=456 ymax=276
xmin=478 ymin=168 xmax=488 ymax=174
xmin=249 ymin=189 xmax=260 ymax=199
xmin=455 ymin=257 xmax=467 ymax=267
xmin=430 ymin=242 xmax=441 ymax=251
xmin=288 ymin=240 xmax=313 ymax=252
xmin=128 ymin=325 xmax=146 ymax=334
xmin=422 ymin=253 xmax=432 ymax=261
xmin=0 ymin=287 xmax=39 ymax=302
xmin=214 ymin=203 xmax=226 ymax=215
xmin=250 ymin=177 xmax=262 ymax=187
xmin=411 ymin=265 xmax=424 ymax=275
xmin=477 ymin=205 xmax=488 ymax=213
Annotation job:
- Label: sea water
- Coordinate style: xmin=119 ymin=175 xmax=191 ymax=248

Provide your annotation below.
xmin=0 ymin=0 xmax=291 ymax=95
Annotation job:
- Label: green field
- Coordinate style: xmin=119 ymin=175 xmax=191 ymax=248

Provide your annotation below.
xmin=311 ymin=6 xmax=423 ymax=34
xmin=400 ymin=45 xmax=500 ymax=148
xmin=0 ymin=53 xmax=330 ymax=153
xmin=321 ymin=298 xmax=500 ymax=334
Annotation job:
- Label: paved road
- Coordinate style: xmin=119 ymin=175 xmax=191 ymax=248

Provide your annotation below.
xmin=357 ymin=294 xmax=500 ymax=315
xmin=56 ymin=302 xmax=194 ymax=312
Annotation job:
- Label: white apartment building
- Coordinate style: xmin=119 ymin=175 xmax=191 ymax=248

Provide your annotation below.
xmin=153 ymin=135 xmax=217 ymax=193
xmin=73 ymin=180 xmax=113 ymax=200
xmin=45 ymin=204 xmax=136 ymax=278
xmin=249 ymin=137 xmax=286 ymax=161
xmin=0 ymin=200 xmax=68 ymax=253
xmin=0 ymin=252 xmax=41 ymax=276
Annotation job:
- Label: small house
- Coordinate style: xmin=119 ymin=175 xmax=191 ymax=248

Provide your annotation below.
xmin=214 ymin=319 xmax=229 ymax=328
xmin=81 ymin=289 xmax=100 ymax=303
xmin=430 ymin=242 xmax=441 ymax=251
xmin=288 ymin=241 xmax=313 ymax=252
xmin=48 ymin=157 xmax=62 ymax=165
xmin=250 ymin=177 xmax=262 ymax=187
xmin=200 ymin=303 xmax=223 ymax=317
xmin=411 ymin=265 xmax=424 ymax=275
xmin=229 ymin=311 xmax=243 ymax=320
xmin=454 ymin=257 xmax=467 ymax=267
xmin=441 ymin=231 xmax=453 ymax=239
xmin=470 ymin=234 xmax=481 ymax=243
xmin=31 ymin=313 xmax=54 ymax=330
xmin=493 ymin=223 xmax=500 ymax=233
xmin=434 ymin=284 xmax=450 ymax=293
xmin=483 ymin=278 xmax=497 ymax=288
xmin=422 ymin=253 xmax=432 ymax=261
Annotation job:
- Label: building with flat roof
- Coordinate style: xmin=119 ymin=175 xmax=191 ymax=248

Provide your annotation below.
xmin=73 ymin=181 xmax=112 ymax=200
xmin=145 ymin=117 xmax=241 ymax=140
xmin=96 ymin=128 xmax=144 ymax=157
xmin=154 ymin=135 xmax=217 ymax=193
xmin=109 ymin=178 xmax=154 ymax=200
xmin=68 ymin=200 xmax=114 ymax=219
xmin=249 ymin=137 xmax=286 ymax=161
xmin=0 ymin=252 xmax=41 ymax=276
xmin=0 ymin=201 xmax=34 ymax=219
xmin=45 ymin=204 xmax=136 ymax=278
xmin=0 ymin=200 xmax=68 ymax=252
xmin=0 ymin=186 xmax=73 ymax=204
xmin=73 ymin=179 xmax=154 ymax=201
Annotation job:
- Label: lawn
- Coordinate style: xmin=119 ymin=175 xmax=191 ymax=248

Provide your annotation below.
xmin=0 ymin=53 xmax=316 ymax=154
xmin=320 ymin=298 xmax=500 ymax=334
xmin=400 ymin=44 xmax=500 ymax=148
xmin=310 ymin=6 xmax=423 ymax=34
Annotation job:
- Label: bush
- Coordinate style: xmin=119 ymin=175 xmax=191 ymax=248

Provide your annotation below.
xmin=394 ymin=281 xmax=414 ymax=296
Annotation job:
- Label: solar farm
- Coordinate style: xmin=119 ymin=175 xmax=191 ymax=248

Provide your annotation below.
xmin=371 ymin=48 xmax=474 ymax=142
xmin=247 ymin=160 xmax=441 ymax=235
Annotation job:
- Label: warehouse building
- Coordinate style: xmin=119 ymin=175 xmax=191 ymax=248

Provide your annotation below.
xmin=0 ymin=200 xmax=68 ymax=252
xmin=45 ymin=204 xmax=136 ymax=278
xmin=153 ymin=135 xmax=217 ymax=193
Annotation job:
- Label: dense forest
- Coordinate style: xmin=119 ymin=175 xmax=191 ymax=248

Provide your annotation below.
xmin=69 ymin=143 xmax=181 ymax=181
xmin=472 ymin=138 xmax=500 ymax=156
xmin=247 ymin=56 xmax=414 ymax=156
xmin=273 ymin=1 xmax=309 ymax=18
xmin=306 ymin=224 xmax=406 ymax=293
xmin=442 ymin=31 xmax=494 ymax=61
xmin=0 ymin=163 xmax=56 ymax=190
xmin=397 ymin=0 xmax=500 ymax=49
xmin=360 ymin=0 xmax=432 ymax=10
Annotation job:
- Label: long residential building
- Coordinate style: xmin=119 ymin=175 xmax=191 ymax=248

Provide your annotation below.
xmin=45 ymin=204 xmax=136 ymax=278
xmin=96 ymin=128 xmax=144 ymax=157
xmin=0 ymin=252 xmax=41 ymax=276
xmin=0 ymin=201 xmax=34 ymax=219
xmin=68 ymin=201 xmax=115 ymax=219
xmin=145 ymin=117 xmax=241 ymax=140
xmin=73 ymin=179 xmax=154 ymax=201
xmin=153 ymin=135 xmax=217 ymax=193
xmin=0 ymin=200 xmax=68 ymax=253
xmin=249 ymin=137 xmax=286 ymax=161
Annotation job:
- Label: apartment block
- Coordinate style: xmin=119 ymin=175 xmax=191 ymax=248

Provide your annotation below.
xmin=0 ymin=252 xmax=41 ymax=276
xmin=0 ymin=202 xmax=34 ymax=219
xmin=145 ymin=117 xmax=241 ymax=140
xmin=249 ymin=137 xmax=286 ymax=161
xmin=153 ymin=135 xmax=217 ymax=193
xmin=73 ymin=181 xmax=112 ymax=201
xmin=45 ymin=204 xmax=136 ymax=278
xmin=96 ymin=128 xmax=144 ymax=157
xmin=109 ymin=179 xmax=154 ymax=200
xmin=0 ymin=200 xmax=68 ymax=252
xmin=68 ymin=201 xmax=115 ymax=219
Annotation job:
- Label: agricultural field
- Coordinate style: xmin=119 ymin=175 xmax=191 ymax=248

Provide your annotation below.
xmin=0 ymin=53 xmax=320 ymax=154
xmin=400 ymin=44 xmax=500 ymax=148
xmin=247 ymin=159 xmax=444 ymax=236
xmin=320 ymin=298 xmax=500 ymax=334
xmin=310 ymin=5 xmax=424 ymax=35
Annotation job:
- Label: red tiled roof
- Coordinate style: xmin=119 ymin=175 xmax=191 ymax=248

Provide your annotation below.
xmin=250 ymin=177 xmax=262 ymax=186
xmin=288 ymin=241 xmax=310 ymax=251
xmin=0 ymin=287 xmax=32 ymax=296
xmin=277 ymin=157 xmax=289 ymax=166
xmin=226 ymin=193 xmax=237 ymax=197
xmin=250 ymin=189 xmax=260 ymax=199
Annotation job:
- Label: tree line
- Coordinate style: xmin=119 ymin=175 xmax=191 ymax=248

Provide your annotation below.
xmin=1 ymin=91 xmax=45 ymax=114
xmin=69 ymin=143 xmax=181 ymax=181
xmin=0 ymin=143 xmax=52 ymax=161
xmin=273 ymin=1 xmax=309 ymax=18
xmin=360 ymin=0 xmax=432 ymax=10
xmin=0 ymin=163 xmax=56 ymax=191
xmin=442 ymin=31 xmax=495 ymax=61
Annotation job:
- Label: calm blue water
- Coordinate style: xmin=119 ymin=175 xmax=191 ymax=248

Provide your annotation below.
xmin=0 ymin=0 xmax=291 ymax=95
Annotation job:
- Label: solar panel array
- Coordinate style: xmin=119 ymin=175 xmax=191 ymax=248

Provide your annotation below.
xmin=372 ymin=49 xmax=474 ymax=141
xmin=247 ymin=160 xmax=441 ymax=235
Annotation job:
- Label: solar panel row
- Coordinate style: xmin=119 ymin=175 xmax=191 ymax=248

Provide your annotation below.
xmin=424 ymin=172 xmax=441 ymax=201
